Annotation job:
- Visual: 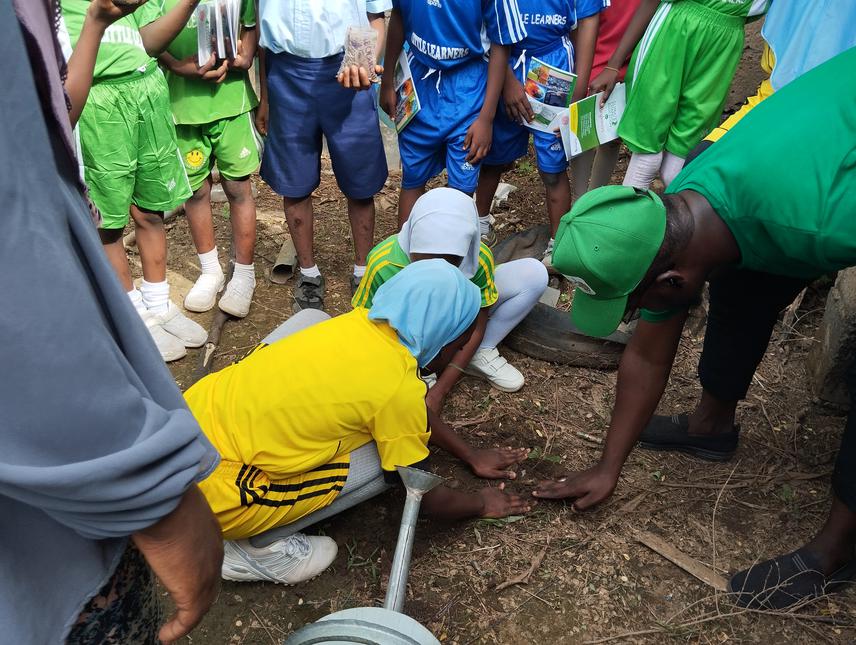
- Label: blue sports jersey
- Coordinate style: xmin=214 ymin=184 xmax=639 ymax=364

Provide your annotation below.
xmin=514 ymin=0 xmax=606 ymax=54
xmin=393 ymin=0 xmax=527 ymax=71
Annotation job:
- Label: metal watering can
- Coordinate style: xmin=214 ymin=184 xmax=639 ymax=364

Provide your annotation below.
xmin=284 ymin=466 xmax=443 ymax=644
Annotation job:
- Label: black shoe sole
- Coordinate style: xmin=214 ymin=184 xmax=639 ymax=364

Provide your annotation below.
xmin=637 ymin=440 xmax=736 ymax=462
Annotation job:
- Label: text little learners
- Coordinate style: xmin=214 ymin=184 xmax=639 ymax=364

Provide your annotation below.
xmin=391 ymin=52 xmax=421 ymax=133
xmin=558 ymin=83 xmax=626 ymax=159
xmin=523 ymin=57 xmax=576 ymax=134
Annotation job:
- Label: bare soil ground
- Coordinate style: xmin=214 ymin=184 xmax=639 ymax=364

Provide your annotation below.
xmin=144 ymin=24 xmax=856 ymax=644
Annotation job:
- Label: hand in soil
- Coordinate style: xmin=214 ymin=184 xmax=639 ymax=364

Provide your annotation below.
xmin=532 ymin=464 xmax=618 ymax=511
xmin=468 ymin=446 xmax=530 ymax=480
xmin=478 ymin=482 xmax=532 ymax=518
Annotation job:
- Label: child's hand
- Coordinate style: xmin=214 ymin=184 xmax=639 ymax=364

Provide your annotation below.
xmin=379 ymin=79 xmax=397 ymax=117
xmin=255 ymin=99 xmax=269 ymax=136
xmin=468 ymin=446 xmax=530 ymax=480
xmin=532 ymin=464 xmax=618 ymax=511
xmin=338 ymin=65 xmax=384 ymax=91
xmin=502 ymin=77 xmax=534 ymax=124
xmin=168 ymin=53 xmax=229 ymax=83
xmin=231 ymin=39 xmax=254 ymax=71
xmin=589 ymin=68 xmax=619 ymax=107
xmin=478 ymin=483 xmax=533 ymax=518
xmin=463 ymin=116 xmax=492 ymax=164
xmin=89 ymin=0 xmax=149 ymax=25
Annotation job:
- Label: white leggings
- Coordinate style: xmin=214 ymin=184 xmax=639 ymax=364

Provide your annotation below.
xmin=622 ymin=151 xmax=686 ymax=190
xmin=482 ymin=258 xmax=549 ymax=350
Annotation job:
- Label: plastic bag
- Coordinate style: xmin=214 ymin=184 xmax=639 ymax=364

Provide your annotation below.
xmin=337 ymin=26 xmax=379 ymax=82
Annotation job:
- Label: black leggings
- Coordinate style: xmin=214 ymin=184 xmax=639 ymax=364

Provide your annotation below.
xmin=698 ymin=267 xmax=855 ymax=513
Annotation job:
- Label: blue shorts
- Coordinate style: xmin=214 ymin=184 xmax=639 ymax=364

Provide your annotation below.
xmin=260 ymin=51 xmax=388 ymax=199
xmin=483 ymin=39 xmax=574 ymax=174
xmin=398 ymin=56 xmax=487 ymax=193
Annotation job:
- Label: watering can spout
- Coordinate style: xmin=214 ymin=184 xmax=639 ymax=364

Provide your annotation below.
xmin=383 ymin=466 xmax=443 ymax=612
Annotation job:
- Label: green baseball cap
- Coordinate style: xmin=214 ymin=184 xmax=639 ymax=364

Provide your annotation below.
xmin=552 ymin=186 xmax=667 ymax=337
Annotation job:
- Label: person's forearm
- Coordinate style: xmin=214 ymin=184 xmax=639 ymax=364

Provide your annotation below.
xmin=427 ymin=406 xmax=475 ymax=463
xmin=66 ymin=9 xmax=110 ymax=126
xmin=598 ymin=316 xmax=686 ymax=474
xmin=139 ymin=0 xmax=199 ymax=57
xmin=158 ymin=51 xmax=180 ymax=73
xmin=241 ymin=25 xmax=258 ymax=61
xmin=368 ymin=12 xmax=386 ymax=62
xmin=421 ymin=485 xmax=484 ymax=520
xmin=480 ymin=43 xmax=510 ymax=121
xmin=381 ymin=8 xmax=405 ymax=85
xmin=605 ymin=0 xmax=659 ymax=70
xmin=433 ymin=309 xmax=488 ymax=398
xmin=572 ymin=15 xmax=599 ymax=93
xmin=257 ymin=47 xmax=267 ymax=102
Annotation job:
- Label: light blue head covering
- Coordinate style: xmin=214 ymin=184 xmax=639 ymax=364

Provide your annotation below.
xmin=368 ymin=258 xmax=480 ymax=367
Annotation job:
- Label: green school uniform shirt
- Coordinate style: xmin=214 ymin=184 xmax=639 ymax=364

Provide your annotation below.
xmin=352 ymin=235 xmax=500 ymax=310
xmin=641 ymin=46 xmax=856 ymax=323
xmin=160 ymin=0 xmax=259 ymax=124
xmin=662 ymin=0 xmax=769 ymax=18
xmin=61 ymin=0 xmax=162 ymax=80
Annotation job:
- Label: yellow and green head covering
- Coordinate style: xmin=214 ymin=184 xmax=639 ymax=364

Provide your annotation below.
xmin=552 ymin=186 xmax=667 ymax=337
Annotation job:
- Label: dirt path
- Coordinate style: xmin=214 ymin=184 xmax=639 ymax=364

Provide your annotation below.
xmin=150 ymin=23 xmax=856 ymax=644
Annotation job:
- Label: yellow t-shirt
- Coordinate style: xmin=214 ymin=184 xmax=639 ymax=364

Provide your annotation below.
xmin=186 ymin=309 xmax=430 ymax=538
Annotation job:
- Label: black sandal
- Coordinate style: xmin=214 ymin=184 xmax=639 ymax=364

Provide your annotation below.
xmin=729 ymin=548 xmax=856 ymax=610
xmin=638 ymin=414 xmax=739 ymax=461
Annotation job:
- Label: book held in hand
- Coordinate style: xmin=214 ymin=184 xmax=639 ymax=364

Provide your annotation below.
xmin=558 ymin=83 xmax=627 ymax=159
xmin=196 ymin=0 xmax=240 ymax=64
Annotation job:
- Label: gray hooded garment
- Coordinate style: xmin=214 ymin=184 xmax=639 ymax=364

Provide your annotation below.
xmin=0 ymin=3 xmax=219 ymax=642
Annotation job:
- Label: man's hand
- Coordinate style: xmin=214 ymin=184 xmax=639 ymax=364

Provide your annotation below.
xmin=588 ymin=68 xmax=619 ymax=106
xmin=532 ymin=463 xmax=618 ymax=511
xmin=338 ymin=64 xmax=384 ymax=90
xmin=132 ymin=486 xmax=223 ymax=643
xmin=463 ymin=116 xmax=492 ymax=164
xmin=88 ymin=0 xmax=149 ymax=25
xmin=503 ymin=76 xmax=534 ymax=124
xmin=255 ymin=99 xmax=269 ymax=136
xmin=379 ymin=79 xmax=398 ymax=118
xmin=231 ymin=39 xmax=254 ymax=71
xmin=479 ymin=483 xmax=533 ymax=518
xmin=468 ymin=446 xmax=530 ymax=480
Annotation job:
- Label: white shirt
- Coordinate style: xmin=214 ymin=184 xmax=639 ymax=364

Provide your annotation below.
xmin=259 ymin=0 xmax=392 ymax=58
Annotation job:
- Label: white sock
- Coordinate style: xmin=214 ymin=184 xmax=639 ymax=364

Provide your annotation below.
xmin=478 ymin=215 xmax=491 ymax=236
xmin=231 ymin=261 xmax=256 ymax=285
xmin=127 ymin=288 xmax=147 ymax=315
xmin=140 ymin=279 xmax=170 ymax=315
xmin=660 ymin=152 xmax=686 ymax=188
xmin=300 ymin=264 xmax=321 ymax=279
xmin=198 ymin=248 xmax=223 ymax=276
xmin=353 ymin=264 xmax=366 ymax=278
xmin=622 ymin=152 xmax=662 ymax=190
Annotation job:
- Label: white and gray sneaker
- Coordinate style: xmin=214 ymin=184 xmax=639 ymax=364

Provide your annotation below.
xmin=155 ymin=301 xmax=208 ymax=347
xmin=184 ymin=272 xmax=225 ymax=313
xmin=466 ymin=347 xmax=524 ymax=393
xmin=222 ymin=534 xmax=338 ymax=585
xmin=218 ymin=275 xmax=255 ymax=318
xmin=140 ymin=309 xmax=186 ymax=362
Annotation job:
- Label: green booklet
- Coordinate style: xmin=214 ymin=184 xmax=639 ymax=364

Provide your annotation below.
xmin=559 ymin=83 xmax=626 ymax=159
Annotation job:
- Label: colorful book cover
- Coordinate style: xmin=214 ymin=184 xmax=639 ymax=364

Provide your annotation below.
xmin=392 ymin=52 xmax=421 ymax=133
xmin=524 ymin=57 xmax=577 ymax=133
xmin=560 ymin=83 xmax=626 ymax=159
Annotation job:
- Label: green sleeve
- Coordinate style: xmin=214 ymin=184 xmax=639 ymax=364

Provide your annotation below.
xmin=241 ymin=0 xmax=256 ymax=27
xmin=639 ymin=307 xmax=682 ymax=323
xmin=134 ymin=0 xmax=164 ymax=28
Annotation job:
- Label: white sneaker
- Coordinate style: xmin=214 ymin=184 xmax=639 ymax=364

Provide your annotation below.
xmin=155 ymin=301 xmax=208 ymax=348
xmin=184 ymin=272 xmax=225 ymax=313
xmin=466 ymin=347 xmax=524 ymax=393
xmin=140 ymin=309 xmax=186 ymax=362
xmin=221 ymin=534 xmax=338 ymax=585
xmin=218 ymin=275 xmax=255 ymax=318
